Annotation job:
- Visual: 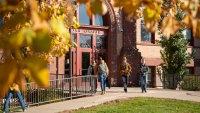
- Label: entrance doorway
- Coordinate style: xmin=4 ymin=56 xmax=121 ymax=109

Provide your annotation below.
xmin=65 ymin=28 xmax=108 ymax=76
xmin=81 ymin=52 xmax=90 ymax=75
xmin=147 ymin=66 xmax=156 ymax=87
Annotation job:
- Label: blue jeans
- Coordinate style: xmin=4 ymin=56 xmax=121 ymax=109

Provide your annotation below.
xmin=140 ymin=75 xmax=147 ymax=93
xmin=141 ymin=84 xmax=147 ymax=93
xmin=99 ymin=73 xmax=107 ymax=91
xmin=3 ymin=90 xmax=26 ymax=112
xmin=122 ymin=75 xmax=128 ymax=92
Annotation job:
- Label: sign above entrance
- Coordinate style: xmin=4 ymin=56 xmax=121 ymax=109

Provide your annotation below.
xmin=71 ymin=29 xmax=106 ymax=35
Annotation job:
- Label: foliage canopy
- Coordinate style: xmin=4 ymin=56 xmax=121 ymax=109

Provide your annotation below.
xmin=0 ymin=0 xmax=78 ymax=97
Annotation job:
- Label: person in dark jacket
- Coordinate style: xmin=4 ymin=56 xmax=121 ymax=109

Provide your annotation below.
xmin=140 ymin=58 xmax=148 ymax=93
xmin=120 ymin=56 xmax=132 ymax=93
xmin=87 ymin=60 xmax=97 ymax=93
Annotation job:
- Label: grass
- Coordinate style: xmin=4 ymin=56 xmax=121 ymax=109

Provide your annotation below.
xmin=73 ymin=97 xmax=200 ymax=113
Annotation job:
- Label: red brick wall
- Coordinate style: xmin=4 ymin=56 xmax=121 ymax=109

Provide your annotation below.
xmin=118 ymin=12 xmax=142 ymax=86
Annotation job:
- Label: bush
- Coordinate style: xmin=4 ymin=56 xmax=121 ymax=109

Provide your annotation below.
xmin=181 ymin=76 xmax=200 ymax=91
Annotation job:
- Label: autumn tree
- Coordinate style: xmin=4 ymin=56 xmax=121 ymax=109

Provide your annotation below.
xmin=0 ymin=0 xmax=78 ymax=97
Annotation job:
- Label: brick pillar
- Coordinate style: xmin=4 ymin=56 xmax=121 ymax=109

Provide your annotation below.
xmin=118 ymin=12 xmax=142 ymax=86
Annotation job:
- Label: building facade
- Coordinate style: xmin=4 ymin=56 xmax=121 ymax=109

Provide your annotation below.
xmin=50 ymin=0 xmax=200 ymax=88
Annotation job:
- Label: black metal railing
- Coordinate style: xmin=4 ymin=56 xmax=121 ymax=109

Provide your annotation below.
xmin=0 ymin=74 xmax=97 ymax=112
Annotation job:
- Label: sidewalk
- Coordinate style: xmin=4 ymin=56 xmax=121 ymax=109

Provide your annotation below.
xmin=18 ymin=87 xmax=200 ymax=113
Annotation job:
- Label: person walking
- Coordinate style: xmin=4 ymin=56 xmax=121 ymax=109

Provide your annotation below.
xmin=120 ymin=56 xmax=132 ymax=93
xmin=97 ymin=57 xmax=109 ymax=95
xmin=140 ymin=58 xmax=148 ymax=93
xmin=3 ymin=83 xmax=28 ymax=113
xmin=87 ymin=60 xmax=97 ymax=93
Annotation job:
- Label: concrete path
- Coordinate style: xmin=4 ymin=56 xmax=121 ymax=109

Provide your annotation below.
xmin=17 ymin=87 xmax=200 ymax=113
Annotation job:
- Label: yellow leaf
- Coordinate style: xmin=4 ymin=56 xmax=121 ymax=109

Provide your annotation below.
xmin=180 ymin=1 xmax=188 ymax=11
xmin=122 ymin=0 xmax=141 ymax=16
xmin=183 ymin=15 xmax=193 ymax=28
xmin=10 ymin=31 xmax=25 ymax=48
xmin=33 ymin=68 xmax=49 ymax=87
xmin=144 ymin=21 xmax=157 ymax=32
xmin=161 ymin=16 xmax=180 ymax=37
xmin=9 ymin=28 xmax=36 ymax=48
xmin=22 ymin=69 xmax=31 ymax=78
xmin=144 ymin=7 xmax=155 ymax=20
xmin=143 ymin=3 xmax=161 ymax=21
xmin=25 ymin=57 xmax=49 ymax=87
xmin=66 ymin=31 xmax=70 ymax=42
xmin=50 ymin=16 xmax=67 ymax=35
xmin=143 ymin=3 xmax=161 ymax=32
xmin=192 ymin=19 xmax=200 ymax=38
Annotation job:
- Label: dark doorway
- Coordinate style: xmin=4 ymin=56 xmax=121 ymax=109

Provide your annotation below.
xmin=82 ymin=52 xmax=90 ymax=75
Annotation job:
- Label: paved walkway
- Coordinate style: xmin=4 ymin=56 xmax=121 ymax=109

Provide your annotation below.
xmin=17 ymin=87 xmax=200 ymax=113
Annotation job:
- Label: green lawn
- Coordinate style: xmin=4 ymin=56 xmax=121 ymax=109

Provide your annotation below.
xmin=73 ymin=97 xmax=200 ymax=113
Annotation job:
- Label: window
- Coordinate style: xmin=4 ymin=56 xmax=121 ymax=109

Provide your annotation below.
xmin=79 ymin=35 xmax=92 ymax=48
xmin=147 ymin=66 xmax=155 ymax=87
xmin=147 ymin=67 xmax=151 ymax=85
xmin=95 ymin=15 xmax=103 ymax=26
xmin=141 ymin=20 xmax=155 ymax=43
xmin=79 ymin=4 xmax=91 ymax=25
xmin=96 ymin=35 xmax=106 ymax=49
xmin=182 ymin=29 xmax=193 ymax=46
xmin=186 ymin=67 xmax=194 ymax=75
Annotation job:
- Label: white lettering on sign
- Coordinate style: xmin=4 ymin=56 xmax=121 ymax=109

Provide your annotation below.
xmin=71 ymin=29 xmax=106 ymax=35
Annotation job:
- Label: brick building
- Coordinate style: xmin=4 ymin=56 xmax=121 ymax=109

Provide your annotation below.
xmin=50 ymin=0 xmax=200 ymax=88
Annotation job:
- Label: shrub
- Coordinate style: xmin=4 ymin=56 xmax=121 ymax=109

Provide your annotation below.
xmin=181 ymin=76 xmax=200 ymax=91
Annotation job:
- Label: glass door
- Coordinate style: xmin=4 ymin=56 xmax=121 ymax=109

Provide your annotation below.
xmin=65 ymin=52 xmax=74 ymax=78
xmin=81 ymin=52 xmax=90 ymax=75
